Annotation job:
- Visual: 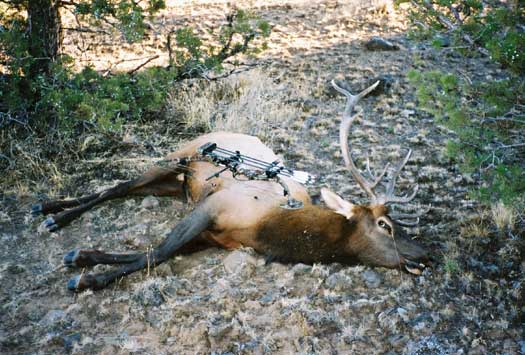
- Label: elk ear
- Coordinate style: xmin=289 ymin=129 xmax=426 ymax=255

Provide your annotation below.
xmin=321 ymin=188 xmax=355 ymax=219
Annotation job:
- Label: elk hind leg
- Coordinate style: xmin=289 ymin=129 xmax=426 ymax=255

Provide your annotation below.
xmin=31 ymin=192 xmax=102 ymax=216
xmin=41 ymin=166 xmax=186 ymax=232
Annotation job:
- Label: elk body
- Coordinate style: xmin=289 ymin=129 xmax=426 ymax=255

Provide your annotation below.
xmin=33 ymin=80 xmax=429 ymax=291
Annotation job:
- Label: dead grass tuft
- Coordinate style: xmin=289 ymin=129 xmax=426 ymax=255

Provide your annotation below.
xmin=165 ymin=69 xmax=303 ymax=144
xmin=490 ymin=202 xmax=516 ymax=232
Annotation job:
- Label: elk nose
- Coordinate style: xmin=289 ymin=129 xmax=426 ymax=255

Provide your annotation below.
xmin=397 ymin=237 xmax=428 ymax=262
xmin=404 ymin=259 xmax=426 ymax=275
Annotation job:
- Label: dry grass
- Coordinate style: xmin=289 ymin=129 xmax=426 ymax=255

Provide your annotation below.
xmin=166 ymin=69 xmax=304 ymax=144
xmin=490 ymin=201 xmax=516 ymax=232
xmin=460 ymin=214 xmax=491 ymax=239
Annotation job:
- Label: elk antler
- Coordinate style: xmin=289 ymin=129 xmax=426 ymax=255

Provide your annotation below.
xmin=332 ymin=79 xmax=424 ymax=224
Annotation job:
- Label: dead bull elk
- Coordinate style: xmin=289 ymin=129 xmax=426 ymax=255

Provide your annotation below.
xmin=33 ymin=79 xmax=429 ymax=291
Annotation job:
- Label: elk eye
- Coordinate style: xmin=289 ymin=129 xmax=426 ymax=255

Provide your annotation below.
xmin=378 ymin=220 xmax=392 ymax=234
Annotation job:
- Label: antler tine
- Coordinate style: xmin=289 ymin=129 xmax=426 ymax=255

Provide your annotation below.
xmin=389 ymin=209 xmax=428 ymax=220
xmin=365 ymin=156 xmax=390 ymax=189
xmin=395 ymin=218 xmax=420 ymax=227
xmin=375 ymin=148 xmax=419 ymax=205
xmin=383 ymin=184 xmax=419 ymax=204
xmin=385 ymin=149 xmax=412 ymax=196
xmin=390 ymin=205 xmax=430 ymax=226
xmin=332 ymin=79 xmax=380 ymax=201
xmin=372 ymin=163 xmax=390 ymax=189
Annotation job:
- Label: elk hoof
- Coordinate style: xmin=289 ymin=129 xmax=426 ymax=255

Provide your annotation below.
xmin=67 ymin=274 xmax=97 ymax=292
xmin=63 ymin=249 xmax=80 ymax=268
xmin=31 ymin=203 xmax=43 ymax=216
xmin=67 ymin=275 xmax=84 ymax=291
xmin=43 ymin=217 xmax=59 ymax=232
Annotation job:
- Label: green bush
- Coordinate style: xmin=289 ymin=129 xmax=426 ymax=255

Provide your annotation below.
xmin=0 ymin=8 xmax=270 ymax=135
xmin=408 ymin=70 xmax=525 ymax=203
xmin=37 ymin=63 xmax=180 ymax=133
xmin=0 ymin=4 xmax=270 ymax=184
xmin=402 ymin=1 xmax=525 ymax=205
xmin=401 ymin=1 xmax=525 ymax=74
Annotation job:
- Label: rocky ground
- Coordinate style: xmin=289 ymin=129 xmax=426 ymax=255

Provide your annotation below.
xmin=0 ymin=1 xmax=523 ymax=354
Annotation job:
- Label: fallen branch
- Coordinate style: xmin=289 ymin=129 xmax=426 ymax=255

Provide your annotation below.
xmin=203 ymin=63 xmax=259 ymax=81
xmin=128 ymin=55 xmax=160 ymax=75
xmin=61 ymin=27 xmax=110 ymax=35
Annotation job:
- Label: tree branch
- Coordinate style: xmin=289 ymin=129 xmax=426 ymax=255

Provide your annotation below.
xmin=411 ymin=0 xmax=489 ymax=56
xmin=61 ymin=27 xmax=110 ymax=35
xmin=127 ymin=54 xmax=159 ymax=75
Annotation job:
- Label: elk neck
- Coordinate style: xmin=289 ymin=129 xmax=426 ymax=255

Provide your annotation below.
xmin=255 ymin=205 xmax=369 ymax=265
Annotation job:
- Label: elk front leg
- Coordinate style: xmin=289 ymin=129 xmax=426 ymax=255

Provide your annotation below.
xmin=63 ymin=249 xmax=143 ymax=268
xmin=66 ymin=206 xmax=212 ymax=291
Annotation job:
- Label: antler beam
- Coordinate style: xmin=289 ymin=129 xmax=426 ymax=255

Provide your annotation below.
xmin=332 ymin=79 xmax=380 ymax=201
xmin=332 ymin=79 xmax=421 ymax=207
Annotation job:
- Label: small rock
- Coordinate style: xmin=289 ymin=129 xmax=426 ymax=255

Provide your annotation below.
xmin=432 ymin=34 xmax=451 ymax=47
xmin=325 ymin=272 xmax=353 ymax=291
xmin=389 ymin=334 xmax=409 ymax=349
xmin=5 ymin=263 xmax=26 ymax=274
xmin=291 ymin=263 xmax=312 ymax=275
xmin=154 ymin=262 xmax=174 ymax=277
xmin=397 ymin=307 xmax=410 ymax=322
xmin=40 ymin=309 xmax=66 ymax=327
xmin=401 ymin=109 xmax=415 ymax=118
xmin=132 ymin=279 xmax=167 ymax=307
xmin=362 ymin=270 xmax=381 ymax=288
xmin=364 ymin=36 xmax=399 ymax=51
xmin=223 ymin=250 xmax=257 ymax=275
xmin=122 ymin=133 xmax=139 ymax=145
xmin=63 ymin=333 xmax=82 ymax=350
xmin=141 ymin=196 xmax=159 ymax=209
xmin=366 ymin=75 xmax=395 ymax=96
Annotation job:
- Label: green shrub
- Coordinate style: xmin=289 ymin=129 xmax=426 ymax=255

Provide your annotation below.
xmin=400 ymin=1 xmax=525 ymax=74
xmin=0 ymin=4 xmax=270 ymax=184
xmin=408 ymin=70 xmax=525 ymax=203
xmin=402 ymin=1 xmax=524 ymax=205
xmin=0 ymin=8 xmax=270 ymax=136
xmin=35 ymin=64 xmax=181 ymax=133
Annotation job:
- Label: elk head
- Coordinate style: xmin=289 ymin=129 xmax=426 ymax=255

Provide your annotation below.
xmin=328 ymin=79 xmax=429 ymax=274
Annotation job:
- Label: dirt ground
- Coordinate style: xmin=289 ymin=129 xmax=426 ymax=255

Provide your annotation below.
xmin=0 ymin=1 xmax=523 ymax=354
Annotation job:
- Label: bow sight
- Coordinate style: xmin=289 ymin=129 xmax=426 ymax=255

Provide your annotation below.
xmin=197 ymin=142 xmax=315 ymax=209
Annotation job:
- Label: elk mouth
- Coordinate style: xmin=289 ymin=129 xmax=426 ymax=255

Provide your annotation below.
xmin=404 ymin=259 xmax=426 ymax=275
